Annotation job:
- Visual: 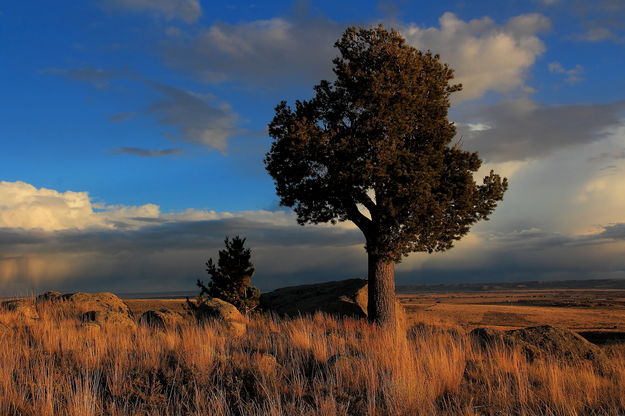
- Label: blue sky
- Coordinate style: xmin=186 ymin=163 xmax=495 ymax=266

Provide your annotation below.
xmin=2 ymin=0 xmax=625 ymax=294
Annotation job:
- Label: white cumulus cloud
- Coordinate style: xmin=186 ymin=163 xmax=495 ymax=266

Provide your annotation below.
xmin=401 ymin=13 xmax=550 ymax=102
xmin=162 ymin=12 xmax=549 ymax=103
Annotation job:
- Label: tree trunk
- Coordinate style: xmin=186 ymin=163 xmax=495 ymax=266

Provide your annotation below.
xmin=367 ymin=253 xmax=396 ymax=326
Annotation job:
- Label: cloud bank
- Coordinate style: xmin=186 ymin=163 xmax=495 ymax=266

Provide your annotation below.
xmin=3 ymin=177 xmax=625 ymax=295
xmin=457 ymin=99 xmax=625 ymax=162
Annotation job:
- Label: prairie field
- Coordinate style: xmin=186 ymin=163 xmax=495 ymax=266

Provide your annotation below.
xmin=1 ymin=291 xmax=625 ymax=416
xmin=398 ymin=289 xmax=625 ymax=333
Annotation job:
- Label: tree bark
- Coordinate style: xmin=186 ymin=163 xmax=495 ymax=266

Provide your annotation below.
xmin=367 ymin=253 xmax=396 ymax=326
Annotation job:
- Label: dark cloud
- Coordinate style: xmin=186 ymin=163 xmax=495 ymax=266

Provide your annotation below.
xmin=44 ymin=67 xmax=120 ymax=89
xmin=0 ymin=217 xmax=365 ymax=294
xmin=38 ymin=218 xmax=363 ymax=254
xmin=587 ymin=150 xmax=625 ymax=164
xmin=4 ymin=214 xmax=625 ymax=295
xmin=145 ymin=82 xmax=240 ymax=151
xmin=547 ymin=61 xmax=584 ymax=83
xmin=48 ymin=68 xmax=240 ymax=151
xmin=458 ymin=99 xmax=625 ymax=162
xmin=533 ymin=0 xmax=625 ymax=42
xmin=161 ymin=13 xmax=342 ymax=85
xmin=574 ymin=27 xmax=622 ymax=42
xmin=594 ymin=222 xmax=625 ymax=241
xmin=113 ymin=147 xmax=183 ymax=157
xmin=398 ymin=223 xmax=625 ymax=285
xmin=109 ymin=112 xmax=139 ymax=123
xmin=99 ymin=0 xmax=202 ymax=23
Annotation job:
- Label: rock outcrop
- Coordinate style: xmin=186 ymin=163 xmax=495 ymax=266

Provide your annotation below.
xmin=36 ymin=291 xmax=131 ymax=318
xmin=259 ymin=279 xmax=405 ymax=321
xmin=259 ymin=279 xmax=369 ymax=318
xmin=139 ymin=309 xmax=184 ymax=330
xmin=80 ymin=310 xmax=136 ymax=331
xmin=0 ymin=299 xmax=39 ymax=320
xmin=191 ymin=298 xmax=247 ymax=336
xmin=470 ymin=325 xmax=609 ymax=370
xmin=36 ymin=291 xmax=63 ymax=302
xmin=60 ymin=292 xmax=130 ymax=315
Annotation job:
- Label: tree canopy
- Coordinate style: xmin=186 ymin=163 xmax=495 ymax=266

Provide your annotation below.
xmin=265 ymin=25 xmax=508 ymax=325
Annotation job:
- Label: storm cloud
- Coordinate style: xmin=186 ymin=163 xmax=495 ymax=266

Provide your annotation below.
xmin=48 ymin=69 xmax=241 ymax=151
xmin=4 ymin=179 xmax=625 ymax=296
xmin=458 ymin=99 xmax=625 ymax=162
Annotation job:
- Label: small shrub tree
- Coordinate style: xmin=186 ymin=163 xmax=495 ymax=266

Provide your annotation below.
xmin=187 ymin=236 xmax=260 ymax=312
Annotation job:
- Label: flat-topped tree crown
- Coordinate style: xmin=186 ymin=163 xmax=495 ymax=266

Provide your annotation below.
xmin=265 ymin=25 xmax=508 ymax=326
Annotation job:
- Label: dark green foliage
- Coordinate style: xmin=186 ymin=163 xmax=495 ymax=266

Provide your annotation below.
xmin=264 ymin=25 xmax=508 ymax=324
xmin=264 ymin=25 xmax=508 ymax=262
xmin=188 ymin=236 xmax=259 ymax=313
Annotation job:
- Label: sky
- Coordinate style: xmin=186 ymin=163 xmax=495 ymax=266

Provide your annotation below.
xmin=2 ymin=0 xmax=625 ymax=295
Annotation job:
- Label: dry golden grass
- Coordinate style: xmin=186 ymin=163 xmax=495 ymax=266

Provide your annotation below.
xmin=398 ymin=290 xmax=625 ymax=332
xmin=1 ymin=300 xmax=625 ymax=415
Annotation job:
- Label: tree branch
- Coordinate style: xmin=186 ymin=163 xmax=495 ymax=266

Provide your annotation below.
xmin=357 ymin=191 xmax=377 ymax=218
xmin=343 ymin=200 xmax=373 ymax=236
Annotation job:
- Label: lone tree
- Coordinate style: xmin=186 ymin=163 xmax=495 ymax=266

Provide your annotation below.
xmin=264 ymin=26 xmax=508 ymax=326
xmin=189 ymin=236 xmax=260 ymax=312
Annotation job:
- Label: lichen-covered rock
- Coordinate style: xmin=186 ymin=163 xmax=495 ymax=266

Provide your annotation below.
xmin=259 ymin=279 xmax=406 ymax=322
xmin=81 ymin=310 xmax=136 ymax=331
xmin=469 ymin=327 xmax=504 ymax=348
xmin=1 ymin=299 xmax=39 ymax=320
xmin=80 ymin=321 xmax=102 ymax=335
xmin=139 ymin=309 xmax=184 ymax=330
xmin=471 ymin=325 xmax=609 ymax=371
xmin=36 ymin=291 xmax=63 ymax=303
xmin=192 ymin=298 xmax=247 ymax=336
xmin=62 ymin=292 xmax=130 ymax=315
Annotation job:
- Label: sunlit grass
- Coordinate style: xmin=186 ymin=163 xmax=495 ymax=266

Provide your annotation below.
xmin=0 ymin=302 xmax=624 ymax=415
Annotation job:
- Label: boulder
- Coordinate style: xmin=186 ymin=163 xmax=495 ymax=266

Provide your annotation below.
xmin=61 ymin=292 xmax=130 ymax=315
xmin=1 ymin=299 xmax=39 ymax=320
xmin=36 ymin=291 xmax=63 ymax=303
xmin=192 ymin=298 xmax=247 ymax=337
xmin=260 ymin=279 xmax=368 ymax=318
xmin=80 ymin=310 xmax=136 ymax=331
xmin=139 ymin=309 xmax=185 ymax=330
xmin=259 ymin=279 xmax=406 ymax=321
xmin=80 ymin=322 xmax=102 ymax=335
xmin=469 ymin=327 xmax=504 ymax=349
xmin=470 ymin=325 xmax=609 ymax=370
